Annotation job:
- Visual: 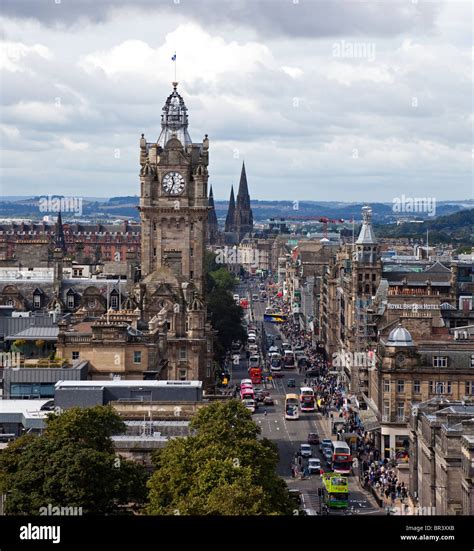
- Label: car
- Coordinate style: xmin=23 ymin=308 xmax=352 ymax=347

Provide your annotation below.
xmin=307 ymin=432 xmax=320 ymax=445
xmin=243 ymin=399 xmax=256 ymax=413
xmin=263 ymin=396 xmax=274 ymax=405
xmin=319 ymin=438 xmax=332 ymax=452
xmin=289 ymin=489 xmax=303 ymax=508
xmin=287 ymin=379 xmax=296 ymax=388
xmin=323 ymin=448 xmax=333 ymax=466
xmin=272 ymin=371 xmax=284 ymax=378
xmin=282 ymin=342 xmax=291 ymax=350
xmin=300 ymin=444 xmax=312 ymax=457
xmin=268 ymin=346 xmax=279 ymax=353
xmin=308 ymin=458 xmax=321 ymax=474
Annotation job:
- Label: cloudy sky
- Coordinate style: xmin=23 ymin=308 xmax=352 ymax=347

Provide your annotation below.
xmin=0 ymin=0 xmax=472 ymax=202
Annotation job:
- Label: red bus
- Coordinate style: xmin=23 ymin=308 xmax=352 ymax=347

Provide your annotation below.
xmin=331 ymin=441 xmax=352 ymax=475
xmin=249 ymin=367 xmax=262 ymax=384
xmin=299 ymin=387 xmax=315 ymax=412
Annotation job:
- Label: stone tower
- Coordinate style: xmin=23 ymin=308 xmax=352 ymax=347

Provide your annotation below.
xmin=207 ymin=185 xmax=219 ymax=245
xmin=134 ymin=82 xmax=214 ymax=383
xmin=138 ymin=82 xmax=209 ymax=295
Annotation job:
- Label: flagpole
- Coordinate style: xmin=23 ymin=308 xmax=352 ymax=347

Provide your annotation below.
xmin=174 ymin=51 xmax=177 ymax=82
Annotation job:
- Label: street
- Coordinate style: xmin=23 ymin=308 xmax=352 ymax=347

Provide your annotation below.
xmin=232 ymin=280 xmax=381 ymax=515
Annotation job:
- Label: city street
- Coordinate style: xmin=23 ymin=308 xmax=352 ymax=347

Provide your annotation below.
xmin=232 ymin=280 xmax=381 ymax=515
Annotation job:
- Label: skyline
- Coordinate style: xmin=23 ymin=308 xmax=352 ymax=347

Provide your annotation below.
xmin=1 ymin=0 xmax=472 ymax=202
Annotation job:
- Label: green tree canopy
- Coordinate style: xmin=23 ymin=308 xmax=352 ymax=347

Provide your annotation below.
xmin=147 ymin=400 xmax=294 ymax=515
xmin=0 ymin=406 xmax=148 ymax=515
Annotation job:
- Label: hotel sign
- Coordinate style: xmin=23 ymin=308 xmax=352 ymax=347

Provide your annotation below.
xmin=387 ymin=303 xmax=453 ymax=310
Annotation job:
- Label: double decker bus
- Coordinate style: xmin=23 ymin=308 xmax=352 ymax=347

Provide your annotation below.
xmin=285 ymin=393 xmax=300 ymax=420
xmin=321 ymin=472 xmax=349 ymax=510
xmin=299 ymin=387 xmax=315 ymax=412
xmin=263 ymin=307 xmax=287 ymax=324
xmin=240 ymin=386 xmax=254 ymax=401
xmin=283 ymin=350 xmax=295 ymax=369
xmin=330 ymin=441 xmax=352 ymax=475
xmin=249 ymin=367 xmax=262 ymax=385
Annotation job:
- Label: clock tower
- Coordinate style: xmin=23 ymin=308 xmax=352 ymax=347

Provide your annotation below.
xmin=139 ymin=82 xmax=209 ymax=294
xmin=133 ymin=82 xmax=214 ymax=384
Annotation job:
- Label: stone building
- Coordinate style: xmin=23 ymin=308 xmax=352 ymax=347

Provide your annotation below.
xmin=409 ymin=398 xmax=474 ymax=515
xmin=2 ymin=82 xmax=216 ymax=387
xmin=368 ymin=323 xmax=474 ymax=461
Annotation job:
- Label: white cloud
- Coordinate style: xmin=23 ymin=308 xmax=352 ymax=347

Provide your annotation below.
xmin=59 ymin=137 xmax=89 ymax=151
xmin=0 ymin=41 xmax=51 ymax=72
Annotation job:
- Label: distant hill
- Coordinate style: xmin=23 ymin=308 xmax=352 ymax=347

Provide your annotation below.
xmin=0 ymin=195 xmax=471 ymax=224
xmin=374 ymin=208 xmax=474 ymax=247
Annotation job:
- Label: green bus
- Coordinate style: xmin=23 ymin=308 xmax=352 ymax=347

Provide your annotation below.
xmin=321 ymin=472 xmax=349 ymax=510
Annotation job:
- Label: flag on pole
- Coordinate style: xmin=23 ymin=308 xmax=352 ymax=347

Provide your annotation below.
xmin=171 ymin=53 xmax=176 ymax=61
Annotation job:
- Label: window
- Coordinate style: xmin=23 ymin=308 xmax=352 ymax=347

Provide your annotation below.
xmin=67 ymin=295 xmax=75 ymax=309
xmin=383 ymin=379 xmax=390 ymax=393
xmin=372 ymin=273 xmax=376 ymax=281
xmin=358 ymin=273 xmax=362 ymax=281
xmin=153 ymin=248 xmax=157 ymax=257
xmin=383 ymin=401 xmax=390 ymax=418
xmin=433 ymin=356 xmax=448 ymax=368
xmin=33 ymin=295 xmax=41 ymax=308
xmin=190 ymin=247 xmax=193 ymax=257
xmin=397 ymin=402 xmax=405 ymax=422
xmin=365 ymin=273 xmax=370 ymax=280
xmin=110 ymin=295 xmax=118 ymax=309
xmin=397 ymin=380 xmax=405 ymax=393
xmin=179 ymin=369 xmax=187 ymax=381
xmin=471 ymin=355 xmax=474 ymax=368
xmin=190 ymin=270 xmax=194 ymax=279
xmin=133 ymin=351 xmax=142 ymax=364
xmin=72 ymin=351 xmax=80 ymax=360
xmin=179 ymin=347 xmax=187 ymax=361
xmin=206 ymin=362 xmax=211 ymax=378
xmin=465 ymin=381 xmax=474 ymax=395
xmin=413 ymin=380 xmax=421 ymax=394
xmin=429 ymin=381 xmax=450 ymax=394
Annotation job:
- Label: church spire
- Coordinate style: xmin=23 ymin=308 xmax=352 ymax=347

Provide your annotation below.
xmin=225 ymin=186 xmax=235 ymax=233
xmin=237 ymin=161 xmax=249 ymax=202
xmin=207 ymin=185 xmax=219 ymax=244
xmin=54 ymin=211 xmax=67 ymax=254
xmin=233 ymin=161 xmax=253 ymax=241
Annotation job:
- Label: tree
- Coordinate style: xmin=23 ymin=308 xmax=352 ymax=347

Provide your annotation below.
xmin=0 ymin=406 xmax=148 ymax=515
xmin=207 ymin=289 xmax=246 ymax=360
xmin=209 ymin=267 xmax=238 ymax=293
xmin=147 ymin=400 xmax=294 ymax=515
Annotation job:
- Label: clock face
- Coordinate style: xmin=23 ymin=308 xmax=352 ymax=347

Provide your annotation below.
xmin=162 ymin=171 xmax=185 ymax=195
xmin=395 ymin=352 xmax=405 ymax=367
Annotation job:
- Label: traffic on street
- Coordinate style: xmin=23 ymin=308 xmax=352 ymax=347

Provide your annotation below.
xmin=225 ymin=276 xmax=381 ymax=516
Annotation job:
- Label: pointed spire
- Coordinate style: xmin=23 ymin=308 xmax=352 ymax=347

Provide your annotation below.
xmin=225 ymin=186 xmax=236 ymax=232
xmin=54 ymin=212 xmax=67 ymax=253
xmin=356 ymin=206 xmax=377 ymax=245
xmin=237 ymin=161 xmax=249 ymax=201
xmin=207 ymin=185 xmax=219 ymax=245
xmin=208 ymin=185 xmax=215 ymax=206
